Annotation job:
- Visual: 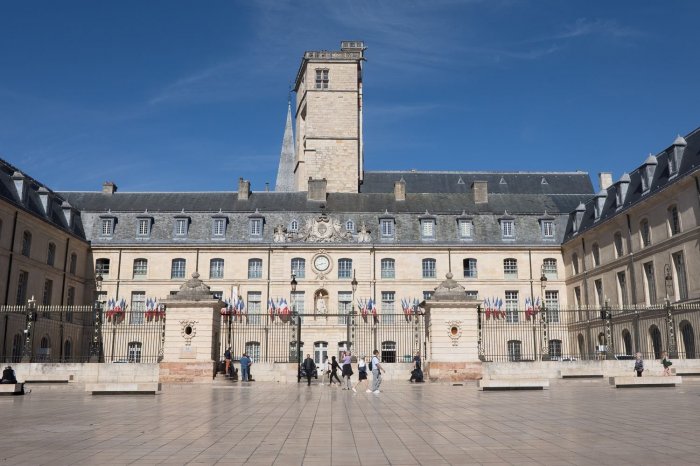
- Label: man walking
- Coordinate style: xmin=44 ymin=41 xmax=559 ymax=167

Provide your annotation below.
xmin=369 ymin=349 xmax=385 ymax=394
xmin=240 ymin=353 xmax=251 ymax=382
xmin=302 ymin=353 xmax=316 ymax=386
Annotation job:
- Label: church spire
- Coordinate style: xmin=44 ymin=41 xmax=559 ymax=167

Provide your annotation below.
xmin=274 ymin=100 xmax=295 ymax=192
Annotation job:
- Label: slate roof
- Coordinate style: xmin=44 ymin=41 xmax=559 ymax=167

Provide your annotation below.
xmin=564 ymin=126 xmax=700 ymax=241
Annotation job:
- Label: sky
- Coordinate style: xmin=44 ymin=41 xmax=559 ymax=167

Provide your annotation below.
xmin=1 ymin=0 xmax=699 ymax=193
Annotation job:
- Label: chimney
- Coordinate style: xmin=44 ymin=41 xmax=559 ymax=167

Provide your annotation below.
xmin=394 ymin=178 xmax=406 ymax=201
xmin=307 ymin=178 xmax=327 ymax=202
xmin=11 ymin=171 xmax=25 ymax=202
xmin=472 ymin=181 xmax=488 ymax=204
xmin=573 ymin=203 xmax=586 ymax=232
xmin=617 ymin=173 xmax=630 ymax=206
xmin=671 ymin=135 xmax=687 ymax=175
xmin=37 ymin=186 xmax=50 ymax=214
xmin=102 ymin=181 xmax=118 ymax=195
xmin=598 ymin=172 xmax=613 ymax=191
xmin=238 ymin=177 xmax=250 ymax=200
xmin=61 ymin=201 xmax=73 ymax=228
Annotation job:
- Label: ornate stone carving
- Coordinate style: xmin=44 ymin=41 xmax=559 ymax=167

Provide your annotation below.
xmin=273 ymin=224 xmax=287 ymax=243
xmin=447 ymin=320 xmax=462 ymax=347
xmin=357 ymin=222 xmax=371 ymax=243
xmin=432 ymin=273 xmax=469 ymax=302
xmin=180 ymin=320 xmax=198 ymax=346
xmin=291 ymin=214 xmax=353 ymax=243
xmin=172 ymin=272 xmax=214 ymax=301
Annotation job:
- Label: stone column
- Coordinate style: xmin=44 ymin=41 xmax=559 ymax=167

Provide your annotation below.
xmin=423 ymin=273 xmax=481 ymax=381
xmin=159 ymin=273 xmax=224 ymax=383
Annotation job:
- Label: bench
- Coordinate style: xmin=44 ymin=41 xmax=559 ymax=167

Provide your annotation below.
xmin=675 ymin=371 xmax=700 ymax=376
xmin=609 ymin=376 xmax=682 ymax=388
xmin=25 ymin=374 xmax=73 ymax=384
xmin=0 ymin=383 xmax=25 ymax=395
xmin=559 ymin=368 xmax=604 ymax=379
xmin=86 ymin=383 xmax=161 ymax=395
xmin=477 ymin=378 xmax=549 ymax=391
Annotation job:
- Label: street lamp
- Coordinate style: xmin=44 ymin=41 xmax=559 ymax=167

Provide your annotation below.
xmin=664 ymin=264 xmax=678 ymax=358
xmin=347 ymin=270 xmax=358 ymax=353
xmin=290 ymin=273 xmax=300 ymax=364
xmin=89 ymin=273 xmax=103 ymax=362
xmin=664 ymin=264 xmax=673 ymax=301
xmin=540 ymin=265 xmax=549 ymax=361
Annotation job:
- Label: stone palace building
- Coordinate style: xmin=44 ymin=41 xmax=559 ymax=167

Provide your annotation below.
xmin=1 ymin=41 xmax=698 ymax=366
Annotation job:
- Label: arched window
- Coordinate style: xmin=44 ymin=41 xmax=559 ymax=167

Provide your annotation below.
xmin=592 ymin=243 xmax=600 ymax=267
xmin=289 ymin=219 xmax=299 ymax=232
xmin=542 ymin=258 xmax=557 ymax=279
xmin=668 ymin=205 xmax=681 ymax=236
xmin=463 ymin=258 xmax=477 ymax=278
xmin=171 ymin=258 xmax=186 ymax=279
xmin=337 ymin=258 xmax=352 ymax=279
xmin=345 ymin=220 xmax=355 ymax=232
xmin=128 ymin=341 xmax=142 ymax=363
xmin=248 ymin=259 xmax=263 ymax=279
xmin=640 ymin=219 xmax=651 ymax=247
xmin=245 ymin=341 xmax=261 ymax=362
xmin=503 ymin=258 xmax=517 ymax=278
xmin=679 ymin=320 xmax=695 ymax=359
xmin=621 ymin=329 xmax=633 ymax=356
xmin=381 ymin=258 xmax=395 ymax=279
xmin=38 ymin=335 xmax=51 ymax=362
xmin=422 ymin=258 xmax=436 ymax=278
xmin=649 ymin=325 xmax=663 ymax=359
xmin=47 ymin=242 xmax=56 ymax=266
xmin=381 ymin=341 xmax=397 ymax=363
xmin=572 ymin=253 xmax=579 ymax=275
xmin=21 ymin=231 xmax=32 ymax=257
xmin=209 ymin=258 xmax=224 ymax=279
xmin=548 ymin=339 xmax=562 ymax=359
xmin=614 ymin=232 xmax=624 ymax=258
xmin=133 ymin=258 xmax=148 ymax=278
xmin=63 ymin=339 xmax=72 ymax=362
xmin=507 ymin=340 xmax=521 ymax=362
xmin=291 ymin=258 xmax=305 ymax=278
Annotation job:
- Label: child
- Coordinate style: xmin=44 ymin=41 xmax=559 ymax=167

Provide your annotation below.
xmin=352 ymin=355 xmax=369 ymax=393
xmin=661 ymin=351 xmax=673 ymax=376
xmin=634 ymin=352 xmax=644 ymax=377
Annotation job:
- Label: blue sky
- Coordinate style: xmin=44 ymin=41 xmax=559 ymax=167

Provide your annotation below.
xmin=1 ymin=0 xmax=698 ymax=193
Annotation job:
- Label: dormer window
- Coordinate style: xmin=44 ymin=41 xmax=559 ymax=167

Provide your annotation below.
xmin=499 ymin=216 xmax=515 ymax=239
xmin=250 ymin=217 xmax=263 ymax=238
xmin=541 ymin=220 xmax=554 ymax=238
xmin=100 ymin=217 xmax=115 ymax=237
xmin=420 ymin=219 xmax=435 ymax=240
xmin=212 ymin=217 xmax=226 ymax=237
xmin=174 ymin=217 xmax=189 ymax=237
xmin=289 ymin=219 xmax=299 ymax=233
xmin=136 ymin=217 xmax=152 ymax=238
xmin=457 ymin=217 xmax=473 ymax=239
xmin=379 ymin=217 xmax=395 ymax=239
xmin=668 ymin=151 xmax=677 ymax=176
xmin=345 ymin=220 xmax=355 ymax=232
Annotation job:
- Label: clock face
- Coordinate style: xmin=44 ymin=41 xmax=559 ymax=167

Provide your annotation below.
xmin=314 ymin=255 xmax=330 ymax=272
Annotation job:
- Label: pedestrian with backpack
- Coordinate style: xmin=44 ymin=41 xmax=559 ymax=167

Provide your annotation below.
xmin=369 ymin=350 xmax=385 ymax=394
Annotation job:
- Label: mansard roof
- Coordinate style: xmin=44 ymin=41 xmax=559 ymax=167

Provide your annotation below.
xmin=564 ymin=126 xmax=700 ymax=241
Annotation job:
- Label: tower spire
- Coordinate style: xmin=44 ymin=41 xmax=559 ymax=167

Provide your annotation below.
xmin=274 ymin=101 xmax=295 ymax=192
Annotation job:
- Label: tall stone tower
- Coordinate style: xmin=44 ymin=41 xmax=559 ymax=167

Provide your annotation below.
xmin=292 ymin=41 xmax=365 ymax=193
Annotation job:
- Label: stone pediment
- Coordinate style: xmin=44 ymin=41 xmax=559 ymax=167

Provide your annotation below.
xmin=274 ymin=214 xmax=354 ymax=243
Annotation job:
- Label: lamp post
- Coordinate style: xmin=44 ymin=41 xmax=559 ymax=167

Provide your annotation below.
xmin=602 ymin=299 xmax=614 ymax=360
xmin=290 ymin=273 xmax=301 ymax=364
xmin=664 ymin=264 xmax=678 ymax=358
xmin=21 ymin=296 xmax=36 ymax=362
xmin=89 ymin=273 xmax=103 ymax=362
xmin=347 ymin=270 xmax=358 ymax=354
xmin=539 ymin=266 xmax=549 ymax=361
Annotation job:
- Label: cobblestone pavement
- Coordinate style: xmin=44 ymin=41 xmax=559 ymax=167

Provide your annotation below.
xmin=1 ymin=378 xmax=699 ymax=465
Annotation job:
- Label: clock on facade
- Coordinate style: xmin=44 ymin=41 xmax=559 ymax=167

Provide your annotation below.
xmin=313 ymin=254 xmax=330 ymax=272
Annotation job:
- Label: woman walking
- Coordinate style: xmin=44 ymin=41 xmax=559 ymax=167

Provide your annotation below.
xmin=329 ymin=355 xmax=342 ymax=386
xmin=341 ymin=351 xmax=354 ymax=390
xmin=352 ymin=355 xmax=369 ymax=393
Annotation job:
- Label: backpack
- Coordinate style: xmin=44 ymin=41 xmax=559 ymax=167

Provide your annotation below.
xmin=368 ymin=359 xmax=373 ymax=371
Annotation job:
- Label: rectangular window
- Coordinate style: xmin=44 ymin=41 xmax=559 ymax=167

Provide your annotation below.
xmin=338 ymin=291 xmax=352 ymax=324
xmin=128 ymin=342 xmax=142 ymax=363
xmin=250 ymin=219 xmax=262 ymax=237
xmin=458 ymin=220 xmax=472 ymax=239
xmin=42 ymin=279 xmax=53 ymax=306
xmin=501 ymin=220 xmax=514 ymax=238
xmin=504 ymin=258 xmax=518 ymax=279
xmin=315 ymin=69 xmax=329 ymax=89
xmin=466 ymin=290 xmax=478 ymax=300
xmin=96 ymin=258 xmax=110 ymax=276
xmin=381 ymin=291 xmax=395 ymax=324
xmin=101 ymin=218 xmax=114 ymax=236
xmin=574 ymin=287 xmax=582 ymax=310
xmin=337 ymin=259 xmax=352 ymax=279
xmin=505 ymin=291 xmax=518 ymax=323
xmin=673 ymin=252 xmax=688 ymax=301
xmin=291 ymin=258 xmax=305 ymax=279
xmin=594 ymin=279 xmax=604 ymax=307
xmin=544 ymin=290 xmax=559 ymax=323
xmin=212 ymin=218 xmax=225 ymax=237
xmin=66 ymin=286 xmax=75 ymax=306
xmin=507 ymin=340 xmax=521 ymax=362
xmin=137 ymin=218 xmax=150 ymax=237
xmin=210 ymin=259 xmax=224 ymax=279
xmin=422 ymin=259 xmax=436 ymax=278
xmin=130 ymin=292 xmax=145 ymax=325
xmin=175 ymin=218 xmax=188 ymax=236
xmin=421 ymin=219 xmax=435 ymax=239
xmin=171 ymin=259 xmax=186 ymax=279
xmin=669 ymin=206 xmax=680 ymax=236
xmin=248 ymin=259 xmax=263 ymax=279
xmin=543 ymin=259 xmax=557 ymax=279
xmin=380 ymin=219 xmax=394 ymax=238
xmin=463 ymin=258 xmax=477 ymax=278
xmin=541 ymin=220 xmax=554 ymax=238
xmin=291 ymin=291 xmax=304 ymax=323
xmin=640 ymin=220 xmax=651 ymax=247
xmin=16 ymin=271 xmax=28 ymax=305
xmin=133 ymin=259 xmax=148 ymax=278
xmin=247 ymin=292 xmax=261 ymax=324
xmin=617 ymin=272 xmax=628 ymax=306
xmin=644 ymin=262 xmax=656 ymax=305
xmin=380 ymin=259 xmax=395 ymax=279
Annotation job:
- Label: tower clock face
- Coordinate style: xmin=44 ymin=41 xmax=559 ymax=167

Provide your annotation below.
xmin=314 ymin=255 xmax=330 ymax=272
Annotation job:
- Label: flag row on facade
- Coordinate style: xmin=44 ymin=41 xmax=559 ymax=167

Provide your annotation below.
xmin=267 ymin=298 xmax=293 ymax=321
xmin=221 ymin=295 xmax=246 ymax=317
xmin=482 ymin=297 xmax=543 ymax=320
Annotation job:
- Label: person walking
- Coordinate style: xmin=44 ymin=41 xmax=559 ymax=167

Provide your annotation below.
xmin=409 ymin=350 xmax=424 ymax=383
xmin=661 ymin=351 xmax=673 ymax=376
xmin=319 ymin=356 xmax=328 ymax=386
xmin=302 ymin=354 xmax=316 ymax=386
xmin=224 ymin=347 xmax=232 ymax=377
xmin=352 ymin=355 xmax=369 ymax=393
xmin=240 ymin=353 xmax=251 ymax=382
xmin=634 ymin=352 xmax=644 ymax=377
xmin=329 ymin=355 xmax=342 ymax=386
xmin=369 ymin=350 xmax=385 ymax=394
xmin=341 ymin=351 xmax=353 ymax=390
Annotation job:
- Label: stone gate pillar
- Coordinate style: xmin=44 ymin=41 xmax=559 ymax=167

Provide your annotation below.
xmin=423 ymin=273 xmax=482 ymax=381
xmin=159 ymin=273 xmax=224 ymax=383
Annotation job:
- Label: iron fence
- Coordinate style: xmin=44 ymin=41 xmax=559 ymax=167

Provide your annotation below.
xmin=0 ymin=304 xmax=165 ymax=363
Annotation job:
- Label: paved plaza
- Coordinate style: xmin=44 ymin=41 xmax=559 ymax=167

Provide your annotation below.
xmin=1 ymin=378 xmax=699 ymax=465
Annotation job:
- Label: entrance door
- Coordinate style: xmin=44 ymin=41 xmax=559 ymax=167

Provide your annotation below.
xmin=314 ymin=341 xmax=328 ymax=366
